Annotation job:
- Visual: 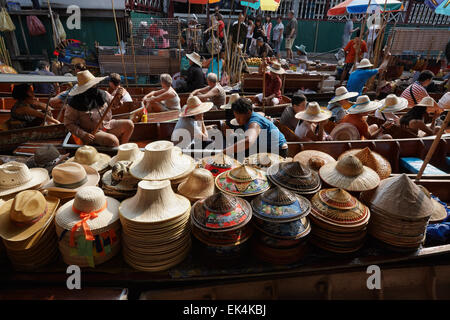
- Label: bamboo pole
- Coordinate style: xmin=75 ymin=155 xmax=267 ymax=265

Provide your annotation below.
xmin=17 ymin=16 xmax=30 ymax=56
xmin=129 ymin=19 xmax=138 ymax=84
xmin=111 ymin=0 xmax=129 ymax=88
xmin=47 ymin=0 xmax=59 ymax=48
xmin=92 ymin=93 xmax=121 ymax=135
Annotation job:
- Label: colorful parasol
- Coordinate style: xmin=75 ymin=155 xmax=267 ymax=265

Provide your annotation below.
xmin=241 ymin=0 xmax=260 ymax=10
xmin=327 ymin=0 xmax=403 ymax=16
xmin=260 ymin=0 xmax=281 ymax=11
xmin=436 ymin=0 xmax=450 ymax=15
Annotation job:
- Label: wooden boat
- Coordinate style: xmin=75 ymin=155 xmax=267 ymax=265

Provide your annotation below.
xmin=241 ymin=72 xmax=327 ymax=93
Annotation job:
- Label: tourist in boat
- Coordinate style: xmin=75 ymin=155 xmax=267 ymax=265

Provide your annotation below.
xmin=255 ymin=59 xmax=284 ymax=106
xmin=143 ymin=73 xmax=181 ymax=112
xmin=280 ymin=94 xmax=307 ymax=131
xmin=224 ymin=97 xmax=288 ymax=157
xmin=64 ymin=70 xmax=134 ymax=147
xmin=183 ymin=52 xmax=206 ymax=93
xmin=294 ymin=102 xmax=332 ymax=142
xmin=399 ymin=97 xmax=440 ymax=137
xmin=202 ymin=49 xmax=225 ymax=81
xmin=401 ymin=70 xmax=436 ymax=108
xmin=30 ymin=60 xmax=59 ymax=95
xmin=327 ymin=86 xmax=358 ymax=123
xmin=375 ymin=94 xmax=408 ymax=125
xmin=9 ymin=83 xmax=60 ymax=129
xmin=255 ymin=37 xmax=274 ymax=58
xmin=108 ymin=73 xmax=133 ymax=103
xmin=341 ymin=95 xmax=394 ymax=140
xmin=190 ymin=73 xmax=225 ymax=110
xmin=340 ymin=31 xmax=368 ymax=82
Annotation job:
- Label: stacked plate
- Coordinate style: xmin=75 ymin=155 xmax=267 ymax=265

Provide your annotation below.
xmin=361 ymin=174 xmax=433 ymax=252
xmin=215 ymin=165 xmax=270 ymax=198
xmin=267 ymin=161 xmax=321 ymax=197
xmin=200 ymin=153 xmax=241 ymax=177
xmin=251 ymin=186 xmax=311 ymax=265
xmin=191 ymin=192 xmax=253 ymax=261
xmin=119 ymin=180 xmax=191 ymax=271
xmin=244 ymin=153 xmax=289 ymax=172
xmin=310 ymin=188 xmax=370 ymax=253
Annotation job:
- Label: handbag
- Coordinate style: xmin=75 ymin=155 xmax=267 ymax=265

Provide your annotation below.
xmin=0 ymin=8 xmax=15 ymax=32
xmin=26 ymin=15 xmax=46 ymax=36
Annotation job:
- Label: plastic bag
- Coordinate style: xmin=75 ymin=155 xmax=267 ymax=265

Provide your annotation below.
xmin=55 ymin=16 xmax=66 ymax=41
xmin=0 ymin=8 xmax=15 ymax=32
xmin=26 ymin=15 xmax=46 ymax=36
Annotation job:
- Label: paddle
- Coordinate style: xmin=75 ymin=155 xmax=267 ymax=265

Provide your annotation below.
xmin=92 ymin=92 xmax=122 ymax=135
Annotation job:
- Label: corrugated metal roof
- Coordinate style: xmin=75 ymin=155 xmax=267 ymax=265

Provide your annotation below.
xmin=0 ymin=74 xmax=78 ymax=83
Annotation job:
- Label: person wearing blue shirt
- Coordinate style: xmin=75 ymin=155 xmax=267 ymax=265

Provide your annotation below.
xmin=346 ymin=53 xmax=391 ymax=96
xmin=224 ymin=97 xmax=288 ymax=158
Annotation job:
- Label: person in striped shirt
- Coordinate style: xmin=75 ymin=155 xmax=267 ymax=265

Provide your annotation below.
xmin=401 ymin=70 xmax=434 ymax=107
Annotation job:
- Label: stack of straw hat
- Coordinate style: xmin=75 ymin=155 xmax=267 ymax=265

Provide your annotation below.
xmin=55 ymin=186 xmax=121 ymax=267
xmin=200 ymin=153 xmax=241 ymax=177
xmin=251 ymin=186 xmax=311 ymax=264
xmin=309 ymin=188 xmax=370 ymax=253
xmin=102 ymin=161 xmax=139 ymax=200
xmin=267 ymin=161 xmax=321 ymax=197
xmin=293 ymin=150 xmax=336 ymax=172
xmin=190 ymin=192 xmax=253 ymax=261
xmin=119 ymin=180 xmax=191 ymax=271
xmin=0 ymin=190 xmax=60 ymax=270
xmin=67 ymin=145 xmax=111 ymax=173
xmin=177 ymin=168 xmax=215 ymax=203
xmin=244 ymin=153 xmax=290 ymax=172
xmin=215 ymin=164 xmax=270 ymax=197
xmin=338 ymin=147 xmax=391 ymax=180
xmin=361 ymin=174 xmax=433 ymax=252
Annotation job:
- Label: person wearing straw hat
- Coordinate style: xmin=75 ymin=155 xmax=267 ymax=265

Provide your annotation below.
xmin=341 ymin=95 xmax=394 ymax=140
xmin=255 ymin=59 xmax=284 ymax=106
xmin=142 ymin=73 xmax=181 ymax=112
xmin=327 ymin=86 xmax=358 ymax=123
xmin=190 ymin=73 xmax=226 ymax=110
xmin=65 ymin=70 xmax=134 ymax=147
xmin=399 ymin=97 xmax=441 ymax=137
xmin=294 ymin=102 xmax=332 ymax=142
xmin=171 ymin=96 xmax=214 ymax=149
xmin=280 ymin=94 xmax=307 ymax=131
xmin=179 ymin=51 xmax=206 ymax=93
xmin=374 ymin=94 xmax=408 ymax=125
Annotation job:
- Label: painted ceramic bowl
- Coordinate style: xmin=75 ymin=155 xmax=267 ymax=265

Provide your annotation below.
xmin=200 ymin=154 xmax=241 ymax=177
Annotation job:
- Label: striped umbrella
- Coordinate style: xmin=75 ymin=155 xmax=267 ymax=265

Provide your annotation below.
xmin=327 ymin=0 xmax=403 ymax=16
xmin=435 ymin=0 xmax=450 ymax=15
xmin=188 ymin=0 xmax=220 ymax=4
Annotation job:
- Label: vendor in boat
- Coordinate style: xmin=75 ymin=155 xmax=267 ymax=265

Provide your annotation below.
xmin=346 ymin=54 xmax=390 ymax=96
xmin=184 ymin=52 xmax=206 ymax=93
xmin=255 ymin=37 xmax=274 ymax=58
xmin=224 ymin=97 xmax=288 ymax=158
xmin=280 ymin=94 xmax=307 ymax=131
xmin=142 ymin=73 xmax=181 ymax=112
xmin=108 ymin=73 xmax=133 ymax=103
xmin=255 ymin=59 xmax=284 ymax=106
xmin=327 ymin=86 xmax=358 ymax=123
xmin=294 ymin=102 xmax=332 ymax=142
xmin=9 ymin=83 xmax=60 ymax=128
xmin=374 ymin=94 xmax=408 ymax=125
xmin=399 ymin=97 xmax=440 ymax=137
xmin=341 ymin=95 xmax=394 ymax=140
xmin=64 ymin=70 xmax=134 ymax=147
xmin=190 ymin=73 xmax=226 ymax=109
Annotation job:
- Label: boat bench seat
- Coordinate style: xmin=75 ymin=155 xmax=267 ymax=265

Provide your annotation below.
xmin=400 ymin=157 xmax=447 ymax=175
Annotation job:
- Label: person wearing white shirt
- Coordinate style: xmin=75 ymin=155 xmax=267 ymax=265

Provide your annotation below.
xmin=108 ymin=73 xmax=133 ymax=103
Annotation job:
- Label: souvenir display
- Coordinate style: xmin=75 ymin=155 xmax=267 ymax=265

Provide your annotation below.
xmin=310 ymin=188 xmax=370 ymax=253
xmin=101 ymin=161 xmax=139 ymax=200
xmin=267 ymin=161 xmax=321 ymax=196
xmin=199 ymin=153 xmax=241 ymax=177
xmin=0 ymin=190 xmax=60 ymax=270
xmin=67 ymin=145 xmax=111 ymax=173
xmin=244 ymin=153 xmax=289 ymax=172
xmin=177 ymin=168 xmax=215 ymax=203
xmin=130 ymin=141 xmax=195 ymax=182
xmin=55 ymin=186 xmax=121 ymax=267
xmin=109 ymin=143 xmax=144 ymax=167
xmin=120 ymin=180 xmax=191 ymax=271
xmin=0 ymin=161 xmax=49 ymax=198
xmin=338 ymin=147 xmax=392 ymax=180
xmin=361 ymin=174 xmax=433 ymax=252
xmin=293 ymin=150 xmax=336 ymax=172
xmin=319 ymin=155 xmax=380 ymax=192
xmin=215 ymin=165 xmax=270 ymax=197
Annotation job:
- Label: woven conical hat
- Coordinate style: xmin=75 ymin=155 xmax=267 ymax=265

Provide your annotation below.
xmin=293 ymin=150 xmax=336 ymax=172
xmin=244 ymin=153 xmax=288 ymax=171
xmin=267 ymin=161 xmax=321 ymax=194
xmin=215 ymin=165 xmax=270 ymax=197
xmin=338 ymin=147 xmax=391 ymax=180
xmin=200 ymin=153 xmax=241 ymax=177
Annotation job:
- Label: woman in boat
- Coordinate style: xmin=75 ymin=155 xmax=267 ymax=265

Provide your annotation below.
xmin=327 ymin=86 xmax=357 ymax=123
xmin=399 ymin=97 xmax=440 ymax=137
xmin=143 ymin=74 xmax=181 ymax=112
xmin=65 ymin=70 xmax=134 ymax=147
xmin=9 ymin=83 xmax=60 ymax=129
xmin=190 ymin=73 xmax=226 ymax=110
xmin=375 ymin=94 xmax=408 ymax=125
xmin=294 ymin=102 xmax=332 ymax=142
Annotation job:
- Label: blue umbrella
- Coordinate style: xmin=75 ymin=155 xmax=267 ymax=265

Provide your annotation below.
xmin=436 ymin=0 xmax=450 ymax=15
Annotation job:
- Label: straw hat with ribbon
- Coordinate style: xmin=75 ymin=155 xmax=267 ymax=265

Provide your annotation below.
xmin=186 ymin=52 xmax=203 ymax=67
xmin=180 ymin=96 xmax=213 ymax=118
xmin=220 ymin=93 xmax=240 ymax=110
xmin=67 ymin=146 xmax=111 ymax=173
xmin=328 ymin=86 xmax=358 ymax=104
xmin=0 ymin=162 xmax=49 ymax=197
xmin=346 ymin=95 xmax=381 ymax=114
xmin=43 ymin=162 xmax=100 ymax=193
xmin=319 ymin=155 xmax=380 ymax=192
xmin=330 ymin=123 xmax=361 ymax=141
xmin=69 ymin=70 xmax=107 ymax=96
xmin=268 ymin=61 xmax=286 ymax=75
xmin=177 ymin=168 xmax=215 ymax=202
xmin=109 ymin=143 xmax=144 ymax=167
xmin=356 ymin=58 xmax=374 ymax=69
xmin=293 ymin=150 xmax=336 ymax=172
xmin=338 ymin=147 xmax=392 ymax=180
xmin=295 ymin=102 xmax=332 ymax=123
xmin=378 ymin=94 xmax=409 ymax=113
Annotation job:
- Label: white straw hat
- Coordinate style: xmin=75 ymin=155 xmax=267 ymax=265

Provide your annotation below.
xmin=69 ymin=70 xmax=107 ymax=96
xmin=43 ymin=162 xmax=100 ymax=193
xmin=346 ymin=95 xmax=381 ymax=114
xmin=328 ymin=86 xmax=358 ymax=104
xmin=0 ymin=162 xmax=48 ymax=197
xmin=268 ymin=61 xmax=286 ymax=75
xmin=186 ymin=52 xmax=202 ymax=67
xmin=109 ymin=143 xmax=144 ymax=167
xmin=378 ymin=94 xmax=409 ymax=113
xmin=356 ymin=58 xmax=374 ymax=69
xmin=415 ymin=96 xmax=436 ymax=108
xmin=180 ymin=96 xmax=213 ymax=117
xmin=67 ymin=146 xmax=111 ymax=172
xmin=220 ymin=93 xmax=240 ymax=110
xmin=295 ymin=102 xmax=332 ymax=122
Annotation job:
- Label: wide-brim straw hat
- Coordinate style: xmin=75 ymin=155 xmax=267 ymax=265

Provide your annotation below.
xmin=293 ymin=150 xmax=336 ymax=172
xmin=101 ymin=168 xmax=139 ymax=192
xmin=346 ymin=95 xmax=381 ymax=114
xmin=330 ymin=123 xmax=361 ymax=141
xmin=67 ymin=146 xmax=111 ymax=173
xmin=356 ymin=58 xmax=374 ymax=69
xmin=319 ymin=155 xmax=380 ymax=192
xmin=268 ymin=61 xmax=286 ymax=75
xmin=0 ymin=162 xmax=49 ymax=197
xmin=69 ymin=70 xmax=107 ymax=96
xmin=244 ymin=153 xmax=289 ymax=172
xmin=415 ymin=96 xmax=436 ymax=108
xmin=220 ymin=93 xmax=240 ymax=110
xmin=200 ymin=153 xmax=241 ymax=177
xmin=180 ymin=96 xmax=213 ymax=117
xmin=338 ymin=147 xmax=391 ymax=180
xmin=378 ymin=94 xmax=409 ymax=113
xmin=186 ymin=52 xmax=202 ymax=67
xmin=43 ymin=164 xmax=100 ymax=193
xmin=430 ymin=198 xmax=448 ymax=223
xmin=328 ymin=86 xmax=359 ymax=104
xmin=215 ymin=165 xmax=270 ymax=197
xmin=295 ymin=102 xmax=332 ymax=123
xmin=109 ymin=143 xmax=144 ymax=167
xmin=178 ymin=168 xmax=215 ymax=202
xmin=130 ymin=141 xmax=195 ymax=181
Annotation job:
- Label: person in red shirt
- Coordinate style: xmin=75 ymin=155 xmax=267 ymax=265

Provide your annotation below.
xmin=215 ymin=13 xmax=225 ymax=45
xmin=255 ymin=59 xmax=284 ymax=106
xmin=340 ymin=31 xmax=368 ymax=82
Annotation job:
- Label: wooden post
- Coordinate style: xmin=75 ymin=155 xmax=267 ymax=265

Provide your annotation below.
xmin=111 ymin=0 xmax=129 ymax=88
xmin=47 ymin=0 xmax=59 ymax=48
